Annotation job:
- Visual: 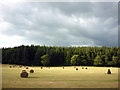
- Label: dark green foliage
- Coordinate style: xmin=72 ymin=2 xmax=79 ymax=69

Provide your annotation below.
xmin=65 ymin=51 xmax=71 ymax=65
xmin=71 ymin=55 xmax=80 ymax=65
xmin=108 ymin=61 xmax=114 ymax=66
xmin=94 ymin=55 xmax=103 ymax=66
xmin=108 ymin=55 xmax=119 ymax=67
xmin=41 ymin=54 xmax=50 ymax=66
xmin=2 ymin=45 xmax=119 ymax=67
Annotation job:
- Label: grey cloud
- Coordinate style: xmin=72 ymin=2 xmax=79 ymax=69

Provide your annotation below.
xmin=0 ymin=2 xmax=118 ymax=47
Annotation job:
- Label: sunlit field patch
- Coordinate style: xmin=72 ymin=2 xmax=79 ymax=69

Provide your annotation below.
xmin=2 ymin=64 xmax=118 ymax=88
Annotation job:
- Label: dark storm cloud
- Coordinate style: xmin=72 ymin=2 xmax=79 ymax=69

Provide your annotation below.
xmin=0 ymin=2 xmax=118 ymax=47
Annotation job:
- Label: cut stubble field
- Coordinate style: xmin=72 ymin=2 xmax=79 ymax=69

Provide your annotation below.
xmin=2 ymin=64 xmax=119 ymax=88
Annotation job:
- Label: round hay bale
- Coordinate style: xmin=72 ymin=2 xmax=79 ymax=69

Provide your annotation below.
xmin=30 ymin=69 xmax=34 ymax=73
xmin=22 ymin=70 xmax=26 ymax=73
xmin=9 ymin=66 xmax=12 ymax=68
xmin=107 ymin=69 xmax=111 ymax=74
xmin=26 ymin=67 xmax=28 ymax=69
xmin=85 ymin=67 xmax=87 ymax=69
xmin=82 ymin=67 xmax=84 ymax=69
xmin=41 ymin=67 xmax=43 ymax=69
xmin=20 ymin=71 xmax=28 ymax=78
xmin=63 ymin=67 xmax=64 ymax=69
xmin=13 ymin=65 xmax=15 ymax=68
xmin=76 ymin=68 xmax=78 ymax=70
xmin=74 ymin=67 xmax=76 ymax=68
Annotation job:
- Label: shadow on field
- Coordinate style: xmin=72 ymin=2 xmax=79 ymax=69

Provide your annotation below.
xmin=28 ymin=77 xmax=39 ymax=78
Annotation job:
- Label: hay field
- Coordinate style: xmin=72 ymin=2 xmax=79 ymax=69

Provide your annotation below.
xmin=2 ymin=64 xmax=118 ymax=88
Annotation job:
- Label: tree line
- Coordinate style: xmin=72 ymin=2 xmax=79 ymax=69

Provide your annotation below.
xmin=2 ymin=45 xmax=120 ymax=67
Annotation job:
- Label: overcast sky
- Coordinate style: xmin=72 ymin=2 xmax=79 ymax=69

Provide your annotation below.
xmin=0 ymin=2 xmax=118 ymax=48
